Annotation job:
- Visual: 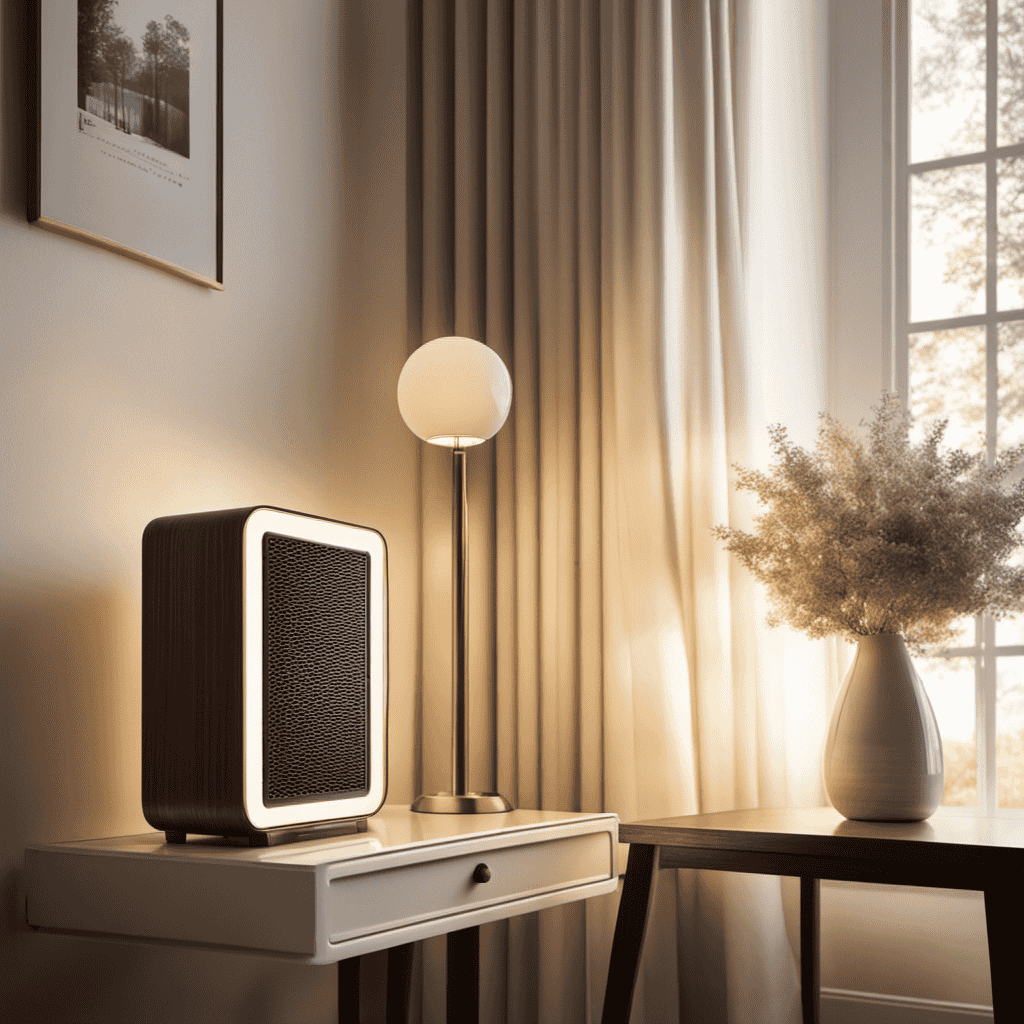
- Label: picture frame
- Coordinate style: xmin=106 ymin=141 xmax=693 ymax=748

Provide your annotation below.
xmin=28 ymin=0 xmax=223 ymax=290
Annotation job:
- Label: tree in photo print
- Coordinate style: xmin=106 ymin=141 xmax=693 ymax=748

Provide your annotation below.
xmin=77 ymin=1 xmax=191 ymax=158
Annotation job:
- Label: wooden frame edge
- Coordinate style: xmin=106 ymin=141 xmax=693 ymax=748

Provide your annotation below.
xmin=27 ymin=0 xmax=42 ymax=222
xmin=34 ymin=216 xmax=224 ymax=290
xmin=216 ymin=0 xmax=223 ymax=285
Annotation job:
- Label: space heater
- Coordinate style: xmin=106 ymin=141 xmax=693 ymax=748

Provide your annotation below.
xmin=142 ymin=506 xmax=387 ymax=846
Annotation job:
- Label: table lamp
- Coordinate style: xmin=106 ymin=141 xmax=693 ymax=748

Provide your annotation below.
xmin=398 ymin=336 xmax=514 ymax=813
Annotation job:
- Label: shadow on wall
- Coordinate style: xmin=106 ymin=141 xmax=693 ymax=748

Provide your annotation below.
xmin=0 ymin=580 xmax=137 ymax=1021
xmin=0 ymin=580 xmax=144 ymax=1021
xmin=0 ymin=581 xmax=133 ymax=846
xmin=0 ymin=581 xmax=338 ymax=1024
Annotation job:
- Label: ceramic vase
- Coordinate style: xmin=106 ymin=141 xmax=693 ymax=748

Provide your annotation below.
xmin=824 ymin=633 xmax=944 ymax=821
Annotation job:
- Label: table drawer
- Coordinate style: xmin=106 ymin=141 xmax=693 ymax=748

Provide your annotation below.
xmin=326 ymin=830 xmax=610 ymax=943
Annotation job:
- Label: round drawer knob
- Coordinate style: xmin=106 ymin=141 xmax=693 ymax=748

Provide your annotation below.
xmin=472 ymin=863 xmax=492 ymax=884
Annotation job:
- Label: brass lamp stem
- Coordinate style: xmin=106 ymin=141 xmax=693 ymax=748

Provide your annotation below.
xmin=452 ymin=447 xmax=469 ymax=796
xmin=411 ymin=445 xmax=513 ymax=814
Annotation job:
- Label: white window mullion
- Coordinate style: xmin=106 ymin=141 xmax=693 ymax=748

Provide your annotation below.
xmin=986 ymin=0 xmax=998 ymax=461
xmin=884 ymin=0 xmax=896 ymax=390
xmin=983 ymin=614 xmax=998 ymax=813
xmin=975 ymin=652 xmax=989 ymax=812
xmin=909 ymin=141 xmax=1024 ymax=175
xmin=983 ymin=0 xmax=999 ymax=812
xmin=894 ymin=0 xmax=911 ymax=402
xmin=909 ymin=308 xmax=1024 ymax=334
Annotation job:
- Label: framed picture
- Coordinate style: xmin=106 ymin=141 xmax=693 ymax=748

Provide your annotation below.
xmin=28 ymin=0 xmax=223 ymax=290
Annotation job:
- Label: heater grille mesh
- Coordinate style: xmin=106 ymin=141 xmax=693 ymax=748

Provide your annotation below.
xmin=263 ymin=534 xmax=370 ymax=804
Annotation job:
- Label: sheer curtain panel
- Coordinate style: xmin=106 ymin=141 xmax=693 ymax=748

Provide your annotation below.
xmin=405 ymin=1 xmax=833 ymax=1021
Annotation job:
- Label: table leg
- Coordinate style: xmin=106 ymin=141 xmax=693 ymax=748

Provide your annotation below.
xmin=800 ymin=877 xmax=820 ymax=1024
xmin=387 ymin=942 xmax=415 ymax=1024
xmin=338 ymin=955 xmax=360 ymax=1023
xmin=984 ymin=887 xmax=1024 ymax=1021
xmin=447 ymin=925 xmax=480 ymax=1024
xmin=601 ymin=843 xmax=661 ymax=1024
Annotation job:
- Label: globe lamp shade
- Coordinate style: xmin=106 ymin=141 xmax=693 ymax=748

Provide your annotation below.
xmin=397 ymin=336 xmax=512 ymax=447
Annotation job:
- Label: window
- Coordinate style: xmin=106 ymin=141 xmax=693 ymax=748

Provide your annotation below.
xmin=895 ymin=0 xmax=1024 ymax=812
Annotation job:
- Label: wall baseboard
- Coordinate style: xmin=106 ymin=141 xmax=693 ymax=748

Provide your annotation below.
xmin=822 ymin=988 xmax=992 ymax=1023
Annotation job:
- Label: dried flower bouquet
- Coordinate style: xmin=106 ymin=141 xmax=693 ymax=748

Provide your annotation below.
xmin=715 ymin=394 xmax=1024 ymax=651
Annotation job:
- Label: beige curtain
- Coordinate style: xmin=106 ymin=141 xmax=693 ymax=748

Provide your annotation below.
xmin=406 ymin=1 xmax=836 ymax=1021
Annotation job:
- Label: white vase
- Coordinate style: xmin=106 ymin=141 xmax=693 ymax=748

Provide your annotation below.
xmin=824 ymin=633 xmax=944 ymax=821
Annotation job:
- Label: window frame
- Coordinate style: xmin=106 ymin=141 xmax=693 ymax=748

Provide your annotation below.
xmin=893 ymin=0 xmax=1024 ymax=815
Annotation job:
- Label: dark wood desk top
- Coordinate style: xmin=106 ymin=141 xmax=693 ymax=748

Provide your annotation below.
xmin=619 ymin=807 xmax=1024 ymax=885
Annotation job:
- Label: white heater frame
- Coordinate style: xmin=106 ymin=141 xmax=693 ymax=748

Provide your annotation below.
xmin=241 ymin=507 xmax=388 ymax=830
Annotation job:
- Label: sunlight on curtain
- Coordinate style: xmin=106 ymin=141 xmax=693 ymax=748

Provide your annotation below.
xmin=658 ymin=1 xmax=835 ymax=1021
xmin=406 ymin=0 xmax=835 ymax=1020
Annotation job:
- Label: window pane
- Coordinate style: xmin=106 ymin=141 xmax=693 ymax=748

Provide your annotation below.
xmin=998 ymin=657 xmax=1024 ymax=807
xmin=909 ymin=327 xmax=986 ymax=453
xmin=998 ymin=0 xmax=1024 ymax=148
xmin=998 ymin=158 xmax=1024 ymax=311
xmin=997 ymin=614 xmax=1024 ymax=647
xmin=911 ymin=0 xmax=986 ymax=162
xmin=911 ymin=165 xmax=986 ymax=322
xmin=998 ymin=321 xmax=1024 ymax=449
xmin=995 ymin=548 xmax=1024 ymax=647
xmin=919 ymin=654 xmax=977 ymax=806
xmin=943 ymin=614 xmax=978 ymax=649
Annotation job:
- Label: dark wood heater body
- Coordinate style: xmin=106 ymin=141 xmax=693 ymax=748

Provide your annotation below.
xmin=143 ymin=507 xmax=252 ymax=839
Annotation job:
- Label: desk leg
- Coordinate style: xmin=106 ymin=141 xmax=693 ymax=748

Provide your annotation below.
xmin=338 ymin=956 xmax=360 ymax=1022
xmin=800 ymin=877 xmax=820 ymax=1024
xmin=387 ymin=943 xmax=415 ymax=1024
xmin=984 ymin=887 xmax=1024 ymax=1021
xmin=447 ymin=925 xmax=480 ymax=1024
xmin=601 ymin=843 xmax=660 ymax=1024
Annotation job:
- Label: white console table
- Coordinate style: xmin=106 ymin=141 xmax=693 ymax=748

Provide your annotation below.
xmin=25 ymin=805 xmax=618 ymax=1023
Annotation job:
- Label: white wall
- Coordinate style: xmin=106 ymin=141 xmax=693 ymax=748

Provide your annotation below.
xmin=825 ymin=0 xmax=992 ymax=1017
xmin=0 ymin=2 xmax=415 ymax=1022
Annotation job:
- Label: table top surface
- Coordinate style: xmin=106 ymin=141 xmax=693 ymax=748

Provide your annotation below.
xmin=25 ymin=805 xmax=620 ymax=964
xmin=620 ymin=806 xmax=1024 ymax=856
xmin=28 ymin=805 xmax=618 ymax=868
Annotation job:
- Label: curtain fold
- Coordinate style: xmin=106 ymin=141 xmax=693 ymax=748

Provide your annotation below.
xmin=406 ymin=1 xmax=834 ymax=1021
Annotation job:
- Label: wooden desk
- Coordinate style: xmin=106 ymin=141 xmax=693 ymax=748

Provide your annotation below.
xmin=601 ymin=807 xmax=1022 ymax=1024
xmin=25 ymin=805 xmax=618 ymax=1024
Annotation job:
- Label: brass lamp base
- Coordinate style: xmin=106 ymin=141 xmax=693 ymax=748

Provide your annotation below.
xmin=411 ymin=792 xmax=513 ymax=814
